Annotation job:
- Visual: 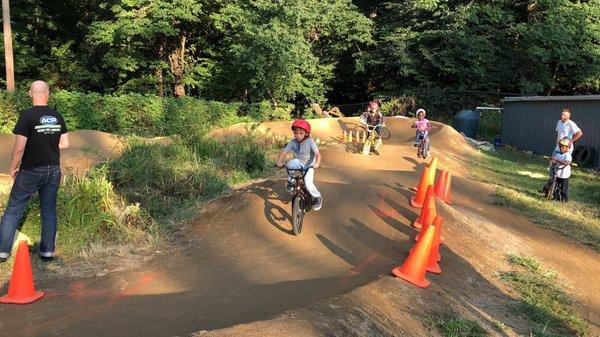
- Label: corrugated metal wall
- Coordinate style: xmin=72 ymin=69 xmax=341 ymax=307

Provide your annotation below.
xmin=502 ymin=97 xmax=600 ymax=168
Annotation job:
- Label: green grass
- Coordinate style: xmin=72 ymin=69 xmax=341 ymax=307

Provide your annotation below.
xmin=108 ymin=133 xmax=281 ymax=219
xmin=501 ymin=254 xmax=589 ymax=336
xmin=0 ymin=167 xmax=156 ymax=261
xmin=424 ymin=311 xmax=488 ymax=337
xmin=470 ymin=147 xmax=600 ymax=252
xmin=477 ymin=110 xmax=502 ymax=142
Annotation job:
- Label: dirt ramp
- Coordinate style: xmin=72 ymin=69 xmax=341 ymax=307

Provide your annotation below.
xmin=0 ymin=130 xmax=124 ymax=175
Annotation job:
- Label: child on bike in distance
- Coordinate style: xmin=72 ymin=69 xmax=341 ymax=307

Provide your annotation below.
xmin=276 ymin=120 xmax=323 ymax=210
xmin=412 ymin=108 xmax=433 ymax=158
xmin=360 ymin=101 xmax=384 ymax=139
xmin=549 ymin=138 xmax=572 ymax=202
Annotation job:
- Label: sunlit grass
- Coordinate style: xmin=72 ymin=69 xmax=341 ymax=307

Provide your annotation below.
xmin=424 ymin=311 xmax=488 ymax=337
xmin=501 ymin=254 xmax=589 ymax=336
xmin=470 ymin=148 xmax=600 ymax=251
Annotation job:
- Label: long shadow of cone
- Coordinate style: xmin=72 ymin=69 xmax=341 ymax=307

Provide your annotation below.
xmin=0 ymin=240 xmax=44 ymax=304
xmin=391 ymin=225 xmax=436 ymax=288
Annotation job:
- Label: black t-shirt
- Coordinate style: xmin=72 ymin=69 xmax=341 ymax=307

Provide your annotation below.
xmin=12 ymin=106 xmax=68 ymax=169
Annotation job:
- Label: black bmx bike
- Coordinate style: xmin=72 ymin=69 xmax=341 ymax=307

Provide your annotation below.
xmin=541 ymin=155 xmax=576 ymax=201
xmin=283 ymin=166 xmax=315 ymax=235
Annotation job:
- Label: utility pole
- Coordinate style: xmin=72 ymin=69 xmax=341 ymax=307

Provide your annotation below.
xmin=2 ymin=0 xmax=14 ymax=92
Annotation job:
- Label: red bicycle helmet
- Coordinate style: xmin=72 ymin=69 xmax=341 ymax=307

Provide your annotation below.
xmin=291 ymin=119 xmax=311 ymax=134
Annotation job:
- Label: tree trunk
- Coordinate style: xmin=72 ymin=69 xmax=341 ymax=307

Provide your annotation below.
xmin=168 ymin=35 xmax=186 ymax=97
xmin=2 ymin=0 xmax=14 ymax=92
xmin=155 ymin=67 xmax=164 ymax=98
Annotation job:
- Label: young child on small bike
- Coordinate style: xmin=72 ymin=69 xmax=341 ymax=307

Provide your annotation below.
xmin=276 ymin=120 xmax=323 ymax=210
xmin=411 ymin=108 xmax=433 ymax=158
xmin=548 ymin=138 xmax=572 ymax=202
xmin=359 ymin=101 xmax=384 ymax=139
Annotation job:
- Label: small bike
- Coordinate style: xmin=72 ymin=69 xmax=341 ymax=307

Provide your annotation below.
xmin=414 ymin=132 xmax=430 ymax=158
xmin=361 ymin=123 xmax=391 ymax=155
xmin=283 ymin=166 xmax=315 ymax=235
xmin=541 ymin=155 xmax=576 ymax=201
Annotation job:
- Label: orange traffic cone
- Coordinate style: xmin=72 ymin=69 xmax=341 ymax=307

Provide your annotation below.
xmin=414 ymin=206 xmax=436 ymax=242
xmin=413 ymin=186 xmax=436 ymax=229
xmin=391 ymin=225 xmax=436 ymax=288
xmin=434 ymin=170 xmax=448 ymax=197
xmin=0 ymin=240 xmax=44 ymax=304
xmin=427 ymin=156 xmax=438 ymax=186
xmin=426 ymin=216 xmax=444 ymax=273
xmin=411 ymin=156 xmax=437 ymax=191
xmin=410 ymin=166 xmax=432 ymax=208
xmin=438 ymin=172 xmax=453 ymax=205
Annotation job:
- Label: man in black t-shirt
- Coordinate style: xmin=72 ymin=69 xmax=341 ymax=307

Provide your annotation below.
xmin=0 ymin=81 xmax=69 ymax=263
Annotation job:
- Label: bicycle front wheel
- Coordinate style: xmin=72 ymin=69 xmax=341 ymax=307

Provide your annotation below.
xmin=291 ymin=195 xmax=304 ymax=235
xmin=546 ymin=179 xmax=557 ymax=200
xmin=380 ymin=127 xmax=391 ymax=140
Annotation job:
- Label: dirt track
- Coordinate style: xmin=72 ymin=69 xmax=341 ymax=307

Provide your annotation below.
xmin=0 ymin=119 xmax=598 ymax=336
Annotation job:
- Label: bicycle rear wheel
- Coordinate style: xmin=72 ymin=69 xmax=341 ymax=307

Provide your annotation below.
xmin=291 ymin=195 xmax=304 ymax=235
xmin=380 ymin=127 xmax=391 ymax=140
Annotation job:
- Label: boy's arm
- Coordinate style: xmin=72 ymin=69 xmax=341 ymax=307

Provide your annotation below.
xmin=313 ymin=150 xmax=321 ymax=168
xmin=276 ymin=150 xmax=290 ymax=167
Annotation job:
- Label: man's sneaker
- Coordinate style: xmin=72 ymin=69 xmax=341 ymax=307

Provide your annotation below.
xmin=40 ymin=255 xmax=53 ymax=262
xmin=313 ymin=197 xmax=323 ymax=211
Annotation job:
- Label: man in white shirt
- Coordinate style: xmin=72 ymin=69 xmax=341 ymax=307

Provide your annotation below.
xmin=554 ymin=108 xmax=583 ymax=153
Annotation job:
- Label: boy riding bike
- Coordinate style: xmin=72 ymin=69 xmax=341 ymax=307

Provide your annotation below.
xmin=546 ymin=138 xmax=572 ymax=202
xmin=276 ymin=120 xmax=323 ymax=210
xmin=411 ymin=108 xmax=433 ymax=158
xmin=359 ymin=101 xmax=385 ymax=140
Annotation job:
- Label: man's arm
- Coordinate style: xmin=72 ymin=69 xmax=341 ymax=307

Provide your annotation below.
xmin=59 ymin=132 xmax=70 ymax=149
xmin=10 ymin=135 xmax=28 ymax=179
xmin=572 ymin=130 xmax=583 ymax=144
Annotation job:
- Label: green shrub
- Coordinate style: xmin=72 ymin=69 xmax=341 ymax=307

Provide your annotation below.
xmin=11 ymin=167 xmax=154 ymax=259
xmin=0 ymin=91 xmax=292 ymax=136
xmin=0 ymin=91 xmax=30 ymax=133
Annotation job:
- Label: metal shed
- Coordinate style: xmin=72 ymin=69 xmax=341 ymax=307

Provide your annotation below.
xmin=501 ymin=95 xmax=600 ymax=168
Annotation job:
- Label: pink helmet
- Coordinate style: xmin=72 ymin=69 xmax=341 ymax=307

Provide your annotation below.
xmin=291 ymin=119 xmax=311 ymax=134
xmin=369 ymin=101 xmax=379 ymax=111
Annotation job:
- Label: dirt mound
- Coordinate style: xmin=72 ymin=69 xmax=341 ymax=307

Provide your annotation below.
xmin=0 ymin=120 xmax=598 ymax=337
xmin=0 ymin=130 xmax=125 ymax=176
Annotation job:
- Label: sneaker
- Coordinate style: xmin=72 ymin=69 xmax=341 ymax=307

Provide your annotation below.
xmin=0 ymin=257 xmax=7 ymax=263
xmin=313 ymin=197 xmax=323 ymax=211
xmin=40 ymin=255 xmax=54 ymax=262
xmin=286 ymin=180 xmax=295 ymax=193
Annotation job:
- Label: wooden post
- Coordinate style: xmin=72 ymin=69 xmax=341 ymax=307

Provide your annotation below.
xmin=2 ymin=0 xmax=14 ymax=92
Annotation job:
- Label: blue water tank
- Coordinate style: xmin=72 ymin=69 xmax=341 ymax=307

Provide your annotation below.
xmin=452 ymin=110 xmax=480 ymax=138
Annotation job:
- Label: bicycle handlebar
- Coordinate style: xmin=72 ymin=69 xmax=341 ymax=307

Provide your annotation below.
xmin=543 ymin=155 xmax=577 ymax=167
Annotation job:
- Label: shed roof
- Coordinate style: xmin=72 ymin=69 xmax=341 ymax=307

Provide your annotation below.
xmin=502 ymin=95 xmax=600 ymax=102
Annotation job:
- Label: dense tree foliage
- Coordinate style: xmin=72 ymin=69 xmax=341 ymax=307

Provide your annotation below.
xmin=1 ymin=0 xmax=599 ymax=113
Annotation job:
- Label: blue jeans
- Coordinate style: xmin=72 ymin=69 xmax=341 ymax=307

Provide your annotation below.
xmin=0 ymin=165 xmax=61 ymax=258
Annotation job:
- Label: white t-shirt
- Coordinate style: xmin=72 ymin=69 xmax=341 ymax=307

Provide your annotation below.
xmin=553 ymin=152 xmax=572 ymax=179
xmin=554 ymin=120 xmax=581 ymax=152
